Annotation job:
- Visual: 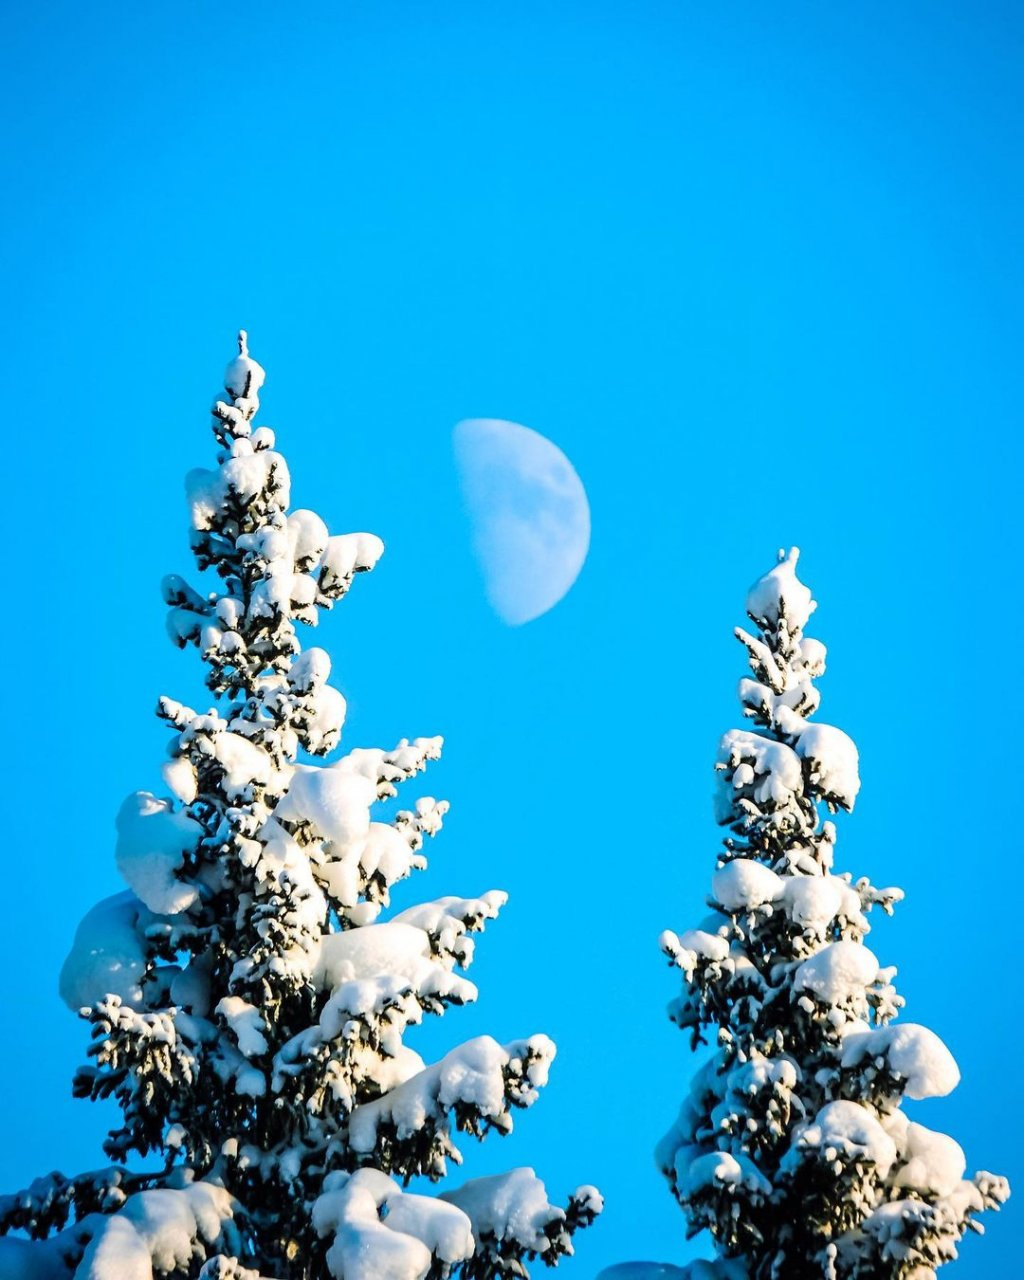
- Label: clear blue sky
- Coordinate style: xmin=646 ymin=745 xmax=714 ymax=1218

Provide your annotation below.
xmin=1 ymin=2 xmax=1020 ymax=1275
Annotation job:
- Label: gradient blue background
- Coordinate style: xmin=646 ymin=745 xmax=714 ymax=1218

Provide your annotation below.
xmin=1 ymin=3 xmax=1020 ymax=1275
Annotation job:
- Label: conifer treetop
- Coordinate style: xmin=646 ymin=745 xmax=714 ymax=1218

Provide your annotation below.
xmin=627 ymin=548 xmax=1007 ymax=1280
xmin=0 ymin=335 xmax=601 ymax=1280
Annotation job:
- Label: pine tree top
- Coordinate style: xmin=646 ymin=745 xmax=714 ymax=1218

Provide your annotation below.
xmin=652 ymin=549 xmax=1008 ymax=1280
xmin=0 ymin=335 xmax=601 ymax=1280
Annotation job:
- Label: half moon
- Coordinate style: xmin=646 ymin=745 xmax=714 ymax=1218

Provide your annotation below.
xmin=453 ymin=418 xmax=591 ymax=626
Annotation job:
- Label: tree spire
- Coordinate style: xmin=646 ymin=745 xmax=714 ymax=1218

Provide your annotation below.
xmin=633 ymin=550 xmax=1006 ymax=1280
xmin=0 ymin=335 xmax=601 ymax=1280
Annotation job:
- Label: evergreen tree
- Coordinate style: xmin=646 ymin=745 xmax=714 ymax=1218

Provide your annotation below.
xmin=654 ymin=550 xmax=1006 ymax=1279
xmin=0 ymin=335 xmax=600 ymax=1280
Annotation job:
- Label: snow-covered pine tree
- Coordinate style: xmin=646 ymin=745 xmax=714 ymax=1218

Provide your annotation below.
xmin=0 ymin=335 xmax=601 ymax=1280
xmin=652 ymin=550 xmax=1007 ymax=1280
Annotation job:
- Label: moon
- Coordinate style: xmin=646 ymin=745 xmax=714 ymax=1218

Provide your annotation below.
xmin=452 ymin=418 xmax=591 ymax=626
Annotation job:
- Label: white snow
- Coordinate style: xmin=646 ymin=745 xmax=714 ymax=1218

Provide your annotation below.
xmin=224 ymin=330 xmax=265 ymax=403
xmin=840 ymin=1023 xmax=961 ymax=1099
xmin=443 ymin=1167 xmax=568 ymax=1254
xmin=888 ymin=1117 xmax=967 ymax=1197
xmin=793 ymin=940 xmax=879 ymax=1005
xmin=71 ymin=1182 xmax=236 ymax=1280
xmin=745 ymin=547 xmax=815 ymax=632
xmin=276 ymin=764 xmax=375 ymax=845
xmin=313 ymin=1169 xmax=473 ymax=1280
xmin=711 ymin=860 xmax=783 ymax=913
xmin=393 ymin=892 xmax=507 ymax=966
xmin=677 ymin=930 xmax=731 ymax=962
xmin=349 ymin=1036 xmax=555 ymax=1155
xmin=162 ymin=758 xmax=198 ymax=805
xmin=357 ymin=822 xmax=422 ymax=887
xmin=790 ymin=720 xmax=861 ymax=810
xmin=115 ymin=792 xmax=200 ymax=915
xmin=210 ymin=733 xmax=275 ymax=802
xmin=288 ymin=645 xmax=332 ymax=693
xmin=298 ymin=685 xmax=347 ymax=756
xmin=121 ymin=1183 xmax=234 ymax=1272
xmin=780 ymin=874 xmax=863 ymax=933
xmin=59 ymin=891 xmax=153 ymax=1012
xmin=75 ymin=1213 xmax=154 ymax=1279
xmin=314 ymin=922 xmax=432 ymax=991
xmin=287 ymin=509 xmax=329 ymax=570
xmin=313 ymin=922 xmax=476 ymax=1040
xmin=0 ymin=1234 xmax=72 ymax=1278
xmin=660 ymin=928 xmax=731 ymax=978
xmin=798 ymin=637 xmax=827 ymax=676
xmin=716 ymin=731 xmax=804 ymax=818
xmin=681 ymin=1151 xmax=771 ymax=1198
xmin=185 ymin=451 xmax=291 ymax=532
xmin=780 ymin=874 xmax=843 ymax=930
xmin=319 ymin=533 xmax=385 ymax=597
xmin=791 ymin=1100 xmax=897 ymax=1177
xmin=215 ymin=997 xmax=268 ymax=1058
xmin=377 ymin=1191 xmax=473 ymax=1265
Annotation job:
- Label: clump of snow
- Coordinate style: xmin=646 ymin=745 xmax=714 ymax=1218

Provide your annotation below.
xmin=841 ymin=1023 xmax=960 ymax=1100
xmin=73 ymin=1182 xmax=237 ymax=1280
xmin=443 ymin=1168 xmax=577 ymax=1254
xmin=215 ymin=997 xmax=269 ymax=1059
xmin=287 ymin=509 xmax=329 ymax=571
xmin=313 ymin=1168 xmax=473 ymax=1280
xmin=0 ymin=1233 xmax=73 ymax=1278
xmin=115 ymin=792 xmax=200 ymax=915
xmin=789 ymin=719 xmax=861 ymax=810
xmin=745 ymin=547 xmax=815 ymax=632
xmin=790 ymin=1100 xmax=897 ymax=1178
xmin=793 ymin=941 xmax=879 ymax=1005
xmin=354 ymin=822 xmax=420 ymax=889
xmin=210 ymin=733 xmax=275 ymax=803
xmin=76 ymin=1212 xmax=154 ymax=1279
xmin=780 ymin=874 xmax=847 ymax=931
xmin=59 ymin=891 xmax=155 ymax=1012
xmin=716 ymin=731 xmax=803 ymax=818
xmin=711 ymin=860 xmax=783 ymax=913
xmin=314 ymin=922 xmax=433 ymax=992
xmin=676 ymin=930 xmax=730 ymax=962
xmin=276 ymin=764 xmax=375 ymax=846
xmin=683 ymin=1152 xmax=771 ymax=1199
xmin=313 ymin=922 xmax=477 ymax=1044
xmin=660 ymin=928 xmax=731 ymax=980
xmin=162 ymin=758 xmax=198 ymax=805
xmin=224 ymin=330 xmax=265 ymax=404
xmin=798 ymin=637 xmax=827 ymax=676
xmin=186 ymin=451 xmax=291 ymax=532
xmin=887 ymin=1116 xmax=966 ymax=1197
xmin=394 ymin=892 xmax=507 ymax=967
xmin=319 ymin=533 xmax=385 ymax=598
xmin=349 ymin=1036 xmax=555 ymax=1158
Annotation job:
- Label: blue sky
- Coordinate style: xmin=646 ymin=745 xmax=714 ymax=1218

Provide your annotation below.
xmin=1 ymin=2 xmax=1021 ymax=1274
